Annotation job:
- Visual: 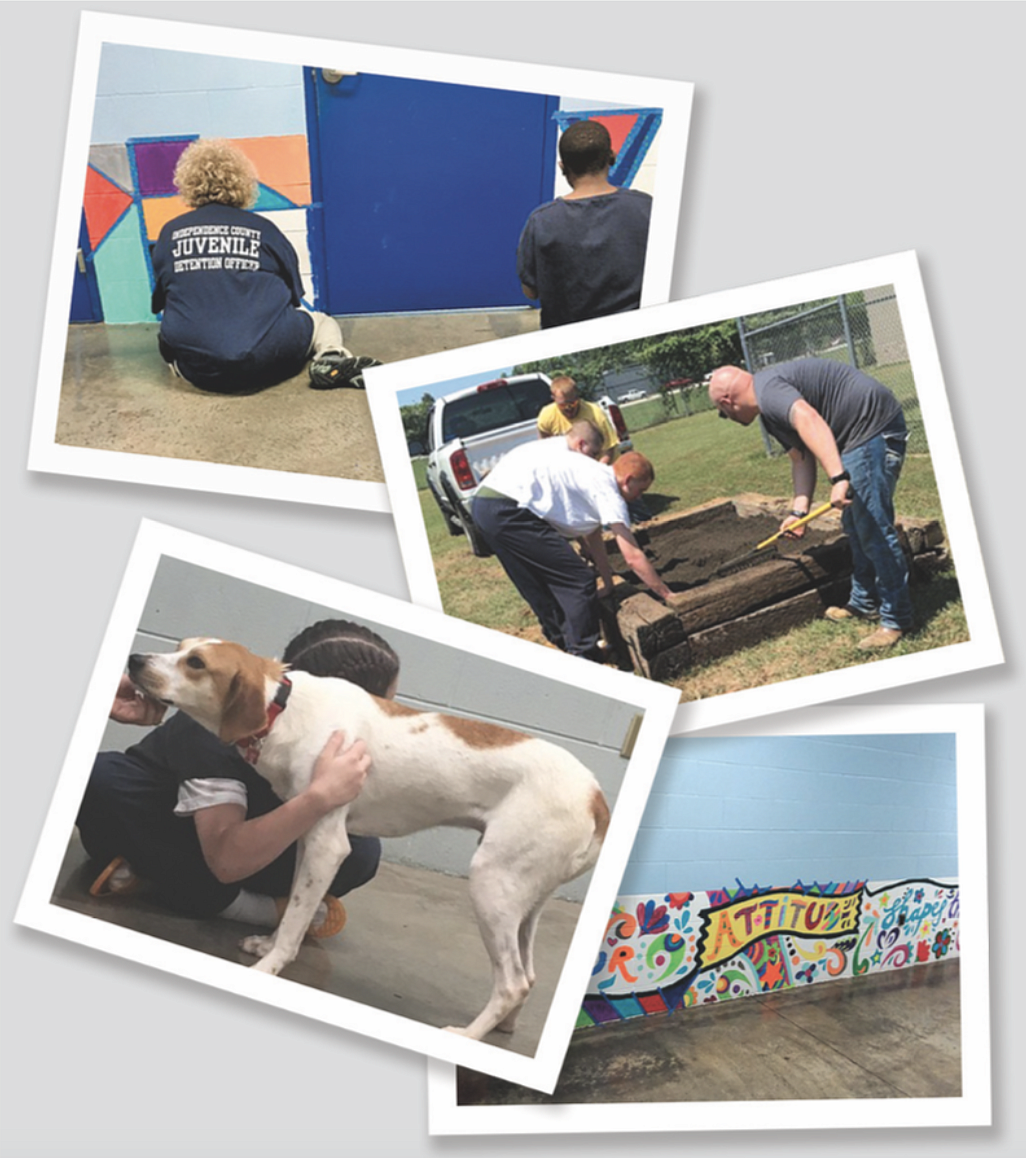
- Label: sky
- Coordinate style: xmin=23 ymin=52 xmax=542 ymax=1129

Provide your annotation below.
xmin=397 ymin=366 xmax=515 ymax=407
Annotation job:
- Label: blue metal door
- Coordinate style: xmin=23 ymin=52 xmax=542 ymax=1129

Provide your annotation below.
xmin=71 ymin=212 xmax=104 ymax=323
xmin=306 ymin=70 xmax=559 ymax=314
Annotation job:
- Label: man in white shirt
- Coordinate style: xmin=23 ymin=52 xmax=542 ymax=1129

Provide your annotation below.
xmin=471 ymin=423 xmax=673 ymax=660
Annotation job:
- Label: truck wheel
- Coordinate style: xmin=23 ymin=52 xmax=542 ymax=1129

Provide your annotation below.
xmin=458 ymin=509 xmax=493 ymax=558
xmin=442 ymin=482 xmax=493 ymax=557
xmin=429 ymin=482 xmax=462 ymax=536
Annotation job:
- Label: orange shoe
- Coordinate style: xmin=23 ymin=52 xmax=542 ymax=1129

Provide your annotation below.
xmin=274 ymin=894 xmax=347 ymax=939
xmin=89 ymin=856 xmax=141 ymax=897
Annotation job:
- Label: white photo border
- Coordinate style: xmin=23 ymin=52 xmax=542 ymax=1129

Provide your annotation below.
xmin=27 ymin=10 xmax=693 ymax=513
xmin=427 ymin=701 xmax=990 ymax=1134
xmin=13 ymin=518 xmax=682 ymax=1095
xmin=366 ymin=251 xmax=1003 ymax=733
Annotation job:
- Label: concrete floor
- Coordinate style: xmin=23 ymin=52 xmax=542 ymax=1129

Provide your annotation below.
xmin=52 ymin=831 xmax=577 ymax=1059
xmin=55 ymin=309 xmax=539 ymax=480
xmin=457 ymin=956 xmax=962 ymax=1104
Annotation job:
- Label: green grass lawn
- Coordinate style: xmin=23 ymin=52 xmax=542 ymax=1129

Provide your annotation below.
xmin=420 ymin=404 xmax=966 ymax=699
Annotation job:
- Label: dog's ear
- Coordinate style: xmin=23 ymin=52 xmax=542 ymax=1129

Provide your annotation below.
xmin=218 ymin=668 xmax=269 ymax=743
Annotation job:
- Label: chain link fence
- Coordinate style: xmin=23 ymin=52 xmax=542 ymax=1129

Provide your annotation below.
xmin=597 ymin=368 xmax=719 ymax=432
xmin=737 ymin=285 xmax=926 ymax=454
xmin=593 ymin=285 xmax=925 ymax=456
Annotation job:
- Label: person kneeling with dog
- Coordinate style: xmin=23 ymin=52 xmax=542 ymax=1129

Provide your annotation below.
xmin=78 ymin=620 xmax=400 ymax=937
xmin=151 ymin=138 xmax=380 ymax=394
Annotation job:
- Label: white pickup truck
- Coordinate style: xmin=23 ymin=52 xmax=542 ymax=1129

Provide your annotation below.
xmin=423 ymin=372 xmax=632 ymax=556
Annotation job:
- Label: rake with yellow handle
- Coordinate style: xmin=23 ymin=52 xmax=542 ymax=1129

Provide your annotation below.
xmin=715 ymin=501 xmax=836 ymax=576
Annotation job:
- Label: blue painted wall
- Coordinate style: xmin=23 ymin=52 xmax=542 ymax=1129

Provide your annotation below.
xmin=619 ymin=733 xmax=958 ymax=894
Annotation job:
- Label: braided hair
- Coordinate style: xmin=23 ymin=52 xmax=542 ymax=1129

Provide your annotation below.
xmin=282 ymin=620 xmax=400 ymax=698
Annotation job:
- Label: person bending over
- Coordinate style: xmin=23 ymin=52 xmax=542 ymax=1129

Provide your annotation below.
xmin=472 ymin=424 xmax=673 ymax=661
xmin=709 ymin=360 xmax=912 ymax=649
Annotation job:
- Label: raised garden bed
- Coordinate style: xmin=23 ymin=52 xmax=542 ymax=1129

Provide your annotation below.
xmin=602 ymin=494 xmax=949 ymax=680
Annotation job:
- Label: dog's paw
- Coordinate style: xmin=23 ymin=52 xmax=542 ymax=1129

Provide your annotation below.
xmin=239 ymin=934 xmax=274 ymax=958
xmin=250 ymin=955 xmax=283 ymax=975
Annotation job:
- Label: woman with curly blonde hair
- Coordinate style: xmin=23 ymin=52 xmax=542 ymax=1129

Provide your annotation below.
xmin=151 ymin=139 xmax=378 ymax=393
xmin=173 ymin=137 xmax=260 ymax=211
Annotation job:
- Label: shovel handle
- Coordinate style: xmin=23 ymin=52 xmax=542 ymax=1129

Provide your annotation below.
xmin=755 ymin=501 xmax=835 ymax=550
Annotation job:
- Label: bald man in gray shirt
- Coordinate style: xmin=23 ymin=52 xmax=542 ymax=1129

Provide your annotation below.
xmin=709 ymin=359 xmax=911 ymax=649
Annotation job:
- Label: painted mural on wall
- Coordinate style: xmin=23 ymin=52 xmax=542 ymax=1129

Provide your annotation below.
xmin=80 ymin=135 xmax=313 ymax=325
xmin=553 ymin=108 xmax=662 ymax=192
xmin=77 ymin=110 xmax=660 ymax=326
xmin=577 ymin=877 xmax=960 ymax=1029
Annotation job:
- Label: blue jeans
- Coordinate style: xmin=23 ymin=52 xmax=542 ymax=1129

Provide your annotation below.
xmin=840 ymin=428 xmax=913 ymax=631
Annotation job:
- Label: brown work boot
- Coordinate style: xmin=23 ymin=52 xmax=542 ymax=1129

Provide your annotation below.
xmin=857 ymin=627 xmax=904 ymax=650
xmin=824 ymin=604 xmax=879 ymax=623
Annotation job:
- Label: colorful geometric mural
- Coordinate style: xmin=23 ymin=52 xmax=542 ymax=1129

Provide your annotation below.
xmin=577 ymin=877 xmax=960 ymax=1030
xmin=553 ymin=107 xmax=662 ymax=189
xmin=79 ymin=135 xmax=312 ymax=324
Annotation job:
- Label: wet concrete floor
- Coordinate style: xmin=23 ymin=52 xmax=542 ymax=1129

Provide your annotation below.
xmin=457 ymin=955 xmax=962 ymax=1104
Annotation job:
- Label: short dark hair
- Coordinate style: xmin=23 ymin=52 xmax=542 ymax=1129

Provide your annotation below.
xmin=283 ymin=620 xmax=400 ymax=697
xmin=559 ymin=120 xmax=614 ymax=178
xmin=567 ymin=420 xmax=604 ymax=456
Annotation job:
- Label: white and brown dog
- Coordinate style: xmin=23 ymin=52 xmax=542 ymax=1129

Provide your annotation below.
xmin=127 ymin=637 xmax=610 ymax=1040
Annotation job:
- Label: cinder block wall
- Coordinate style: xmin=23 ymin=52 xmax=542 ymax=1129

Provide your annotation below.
xmin=92 ymin=45 xmax=306 ymax=142
xmin=577 ymin=731 xmax=959 ymax=1027
xmin=87 ymin=45 xmax=310 ymax=323
xmin=98 ymin=558 xmax=640 ymax=901
xmin=620 ymin=732 xmax=958 ymax=895
xmin=84 ymin=45 xmax=663 ymax=325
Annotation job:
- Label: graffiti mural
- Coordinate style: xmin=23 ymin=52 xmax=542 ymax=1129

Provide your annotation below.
xmin=578 ymin=877 xmax=959 ymax=1029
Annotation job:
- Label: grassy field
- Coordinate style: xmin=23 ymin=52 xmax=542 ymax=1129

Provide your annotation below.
xmin=618 ymin=361 xmax=927 ymax=453
xmin=418 ymin=403 xmax=966 ymax=700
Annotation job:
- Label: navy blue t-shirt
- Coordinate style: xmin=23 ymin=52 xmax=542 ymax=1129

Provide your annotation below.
xmin=516 ymin=187 xmax=652 ymax=329
xmin=753 ymin=359 xmax=906 ymax=455
xmin=127 ymin=710 xmax=284 ymax=819
xmin=151 ymin=204 xmax=313 ymax=390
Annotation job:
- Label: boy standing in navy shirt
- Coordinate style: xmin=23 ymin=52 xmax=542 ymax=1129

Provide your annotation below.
xmin=516 ymin=119 xmax=652 ymax=329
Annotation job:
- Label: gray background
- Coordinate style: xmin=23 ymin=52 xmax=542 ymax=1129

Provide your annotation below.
xmin=2 ymin=2 xmax=1022 ymax=1155
xmin=106 ymin=556 xmax=638 ymax=898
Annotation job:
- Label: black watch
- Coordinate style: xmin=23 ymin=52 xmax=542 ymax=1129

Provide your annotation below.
xmin=829 ymin=470 xmax=851 ymax=485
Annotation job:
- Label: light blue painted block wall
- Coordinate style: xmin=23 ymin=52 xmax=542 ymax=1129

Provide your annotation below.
xmin=91 ymin=45 xmax=306 ymax=143
xmin=618 ymin=733 xmax=958 ymax=895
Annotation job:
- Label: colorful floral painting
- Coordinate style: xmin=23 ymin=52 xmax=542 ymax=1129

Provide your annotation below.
xmin=578 ymin=877 xmax=959 ymax=1029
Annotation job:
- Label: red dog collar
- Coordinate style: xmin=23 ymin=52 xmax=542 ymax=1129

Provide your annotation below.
xmin=237 ymin=676 xmax=291 ymax=765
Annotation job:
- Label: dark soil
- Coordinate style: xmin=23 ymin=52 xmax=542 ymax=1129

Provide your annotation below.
xmin=616 ymin=510 xmax=841 ymax=591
